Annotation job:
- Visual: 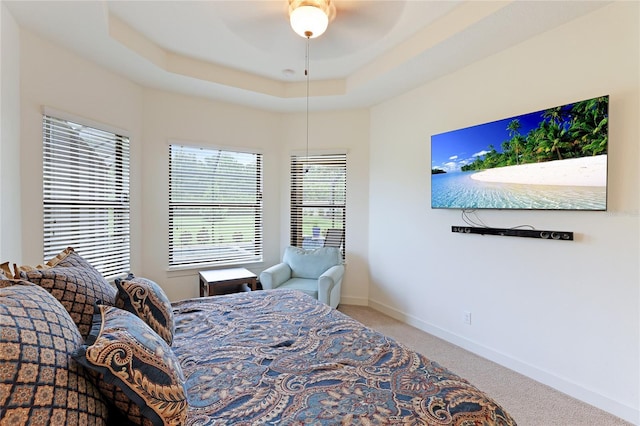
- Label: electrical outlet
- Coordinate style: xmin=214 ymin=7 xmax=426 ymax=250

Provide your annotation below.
xmin=463 ymin=311 xmax=472 ymax=325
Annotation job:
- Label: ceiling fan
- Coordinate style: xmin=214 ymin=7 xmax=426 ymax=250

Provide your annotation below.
xmin=215 ymin=1 xmax=407 ymax=59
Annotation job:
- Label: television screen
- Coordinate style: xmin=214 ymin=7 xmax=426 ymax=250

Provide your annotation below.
xmin=431 ymin=95 xmax=608 ymax=210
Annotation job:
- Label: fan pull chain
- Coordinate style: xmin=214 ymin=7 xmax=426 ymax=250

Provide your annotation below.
xmin=304 ymin=36 xmax=310 ymax=173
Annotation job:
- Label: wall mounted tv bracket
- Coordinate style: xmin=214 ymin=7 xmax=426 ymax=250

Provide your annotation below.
xmin=451 ymin=226 xmax=573 ymax=241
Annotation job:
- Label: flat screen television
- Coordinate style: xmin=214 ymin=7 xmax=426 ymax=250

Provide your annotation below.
xmin=431 ymin=95 xmax=608 ymax=210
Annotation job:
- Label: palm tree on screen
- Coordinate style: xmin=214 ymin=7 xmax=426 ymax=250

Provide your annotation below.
xmin=506 ymin=119 xmax=522 ymax=165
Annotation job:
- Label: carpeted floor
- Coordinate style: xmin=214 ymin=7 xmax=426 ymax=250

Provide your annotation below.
xmin=338 ymin=304 xmax=633 ymax=426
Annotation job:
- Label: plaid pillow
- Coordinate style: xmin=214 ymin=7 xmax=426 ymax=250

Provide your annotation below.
xmin=20 ymin=248 xmax=117 ymax=339
xmin=0 ymin=281 xmax=109 ymax=425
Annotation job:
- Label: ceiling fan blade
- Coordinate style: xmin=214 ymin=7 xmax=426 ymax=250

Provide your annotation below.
xmin=310 ymin=1 xmax=407 ymax=58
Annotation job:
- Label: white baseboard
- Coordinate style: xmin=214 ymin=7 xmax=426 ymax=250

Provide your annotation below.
xmin=368 ymin=298 xmax=639 ymax=425
xmin=340 ymin=295 xmax=368 ymax=306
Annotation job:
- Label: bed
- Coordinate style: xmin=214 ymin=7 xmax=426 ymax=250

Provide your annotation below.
xmin=171 ymin=290 xmax=516 ymax=425
xmin=1 ymin=247 xmax=516 ymax=425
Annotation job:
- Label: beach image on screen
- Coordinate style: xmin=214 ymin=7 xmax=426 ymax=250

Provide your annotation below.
xmin=431 ymin=95 xmax=608 ymax=210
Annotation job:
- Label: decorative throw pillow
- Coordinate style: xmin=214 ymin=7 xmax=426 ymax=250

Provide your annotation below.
xmin=115 ymin=275 xmax=175 ymax=346
xmin=73 ymin=305 xmax=188 ymax=426
xmin=0 ymin=280 xmax=109 ymax=425
xmin=0 ymin=261 xmax=13 ymax=278
xmin=20 ymin=248 xmax=117 ymax=339
xmin=45 ymin=246 xmax=97 ymax=270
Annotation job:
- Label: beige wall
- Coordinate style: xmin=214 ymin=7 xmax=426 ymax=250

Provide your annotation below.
xmin=0 ymin=4 xmax=21 ymax=262
xmin=140 ymin=89 xmax=283 ymax=301
xmin=18 ymin=30 xmax=144 ymax=269
xmin=281 ymin=110 xmax=371 ymax=305
xmin=9 ymin=24 xmax=371 ymax=304
xmin=140 ymin=92 xmax=371 ymax=302
xmin=369 ymin=3 xmax=639 ymax=422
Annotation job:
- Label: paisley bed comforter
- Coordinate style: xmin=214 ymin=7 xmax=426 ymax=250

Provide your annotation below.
xmin=171 ymin=289 xmax=516 ymax=425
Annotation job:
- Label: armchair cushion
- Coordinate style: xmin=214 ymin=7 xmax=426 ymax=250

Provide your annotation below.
xmin=283 ymin=246 xmax=341 ymax=279
xmin=275 ymin=278 xmax=318 ymax=300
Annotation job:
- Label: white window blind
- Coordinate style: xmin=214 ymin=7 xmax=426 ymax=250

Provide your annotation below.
xmin=169 ymin=144 xmax=263 ymax=268
xmin=43 ymin=114 xmax=131 ymax=279
xmin=290 ymin=154 xmax=346 ymax=255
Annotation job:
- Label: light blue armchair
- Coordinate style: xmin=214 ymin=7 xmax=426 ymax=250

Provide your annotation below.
xmin=260 ymin=246 xmax=344 ymax=308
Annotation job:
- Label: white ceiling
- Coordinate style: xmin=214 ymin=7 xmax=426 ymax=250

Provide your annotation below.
xmin=4 ymin=0 xmax=609 ymax=112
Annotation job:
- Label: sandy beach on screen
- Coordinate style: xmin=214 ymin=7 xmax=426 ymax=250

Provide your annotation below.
xmin=470 ymin=155 xmax=607 ymax=187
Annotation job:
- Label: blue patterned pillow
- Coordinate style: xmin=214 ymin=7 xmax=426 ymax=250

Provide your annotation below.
xmin=115 ymin=276 xmax=175 ymax=346
xmin=20 ymin=248 xmax=117 ymax=339
xmin=73 ymin=305 xmax=188 ymax=426
xmin=0 ymin=280 xmax=109 ymax=425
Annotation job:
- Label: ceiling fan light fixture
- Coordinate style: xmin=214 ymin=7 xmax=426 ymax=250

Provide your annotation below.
xmin=289 ymin=0 xmax=335 ymax=39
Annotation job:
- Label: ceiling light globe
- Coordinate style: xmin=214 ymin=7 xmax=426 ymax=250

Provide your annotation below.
xmin=290 ymin=5 xmax=328 ymax=39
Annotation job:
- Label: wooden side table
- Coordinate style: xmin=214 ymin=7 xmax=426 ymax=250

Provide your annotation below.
xmin=199 ymin=267 xmax=257 ymax=297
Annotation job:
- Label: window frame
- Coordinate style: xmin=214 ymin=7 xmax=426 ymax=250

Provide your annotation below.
xmin=290 ymin=152 xmax=346 ymax=257
xmin=42 ymin=108 xmax=131 ymax=280
xmin=168 ymin=142 xmax=264 ymax=270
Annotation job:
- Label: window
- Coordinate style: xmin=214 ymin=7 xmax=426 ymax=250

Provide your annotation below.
xmin=169 ymin=144 xmax=263 ymax=268
xmin=290 ymin=153 xmax=346 ymax=255
xmin=43 ymin=113 xmax=130 ymax=280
